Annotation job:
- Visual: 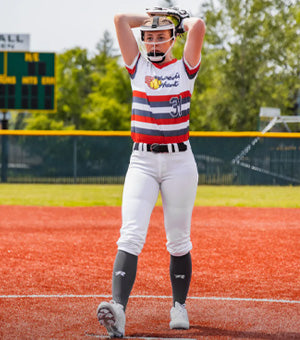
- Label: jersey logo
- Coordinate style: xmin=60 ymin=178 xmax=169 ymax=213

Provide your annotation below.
xmin=145 ymin=76 xmax=162 ymax=89
xmin=174 ymin=274 xmax=185 ymax=279
xmin=145 ymin=72 xmax=181 ymax=90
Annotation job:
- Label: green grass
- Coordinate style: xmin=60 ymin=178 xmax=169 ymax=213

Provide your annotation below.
xmin=0 ymin=184 xmax=299 ymax=207
xmin=0 ymin=184 xmax=123 ymax=207
xmin=194 ymin=186 xmax=300 ymax=208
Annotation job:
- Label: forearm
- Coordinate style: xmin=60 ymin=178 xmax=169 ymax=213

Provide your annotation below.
xmin=114 ymin=13 xmax=149 ymax=29
xmin=183 ymin=17 xmax=206 ymax=68
xmin=114 ymin=13 xmax=148 ymax=67
xmin=182 ymin=17 xmax=206 ymax=35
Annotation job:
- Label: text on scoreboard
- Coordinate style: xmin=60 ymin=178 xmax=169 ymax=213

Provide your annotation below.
xmin=0 ymin=51 xmax=56 ymax=112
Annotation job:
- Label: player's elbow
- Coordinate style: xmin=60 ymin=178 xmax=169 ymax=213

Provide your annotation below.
xmin=192 ymin=18 xmax=206 ymax=35
xmin=114 ymin=13 xmax=122 ymax=24
xmin=114 ymin=13 xmax=126 ymax=26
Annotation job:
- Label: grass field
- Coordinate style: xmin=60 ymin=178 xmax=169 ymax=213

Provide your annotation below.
xmin=0 ymin=184 xmax=299 ymax=207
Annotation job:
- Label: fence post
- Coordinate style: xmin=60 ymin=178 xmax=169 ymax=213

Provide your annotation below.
xmin=73 ymin=136 xmax=77 ymax=184
xmin=1 ymin=112 xmax=9 ymax=183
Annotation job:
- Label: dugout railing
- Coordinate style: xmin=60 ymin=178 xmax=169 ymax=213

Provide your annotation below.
xmin=0 ymin=130 xmax=300 ymax=185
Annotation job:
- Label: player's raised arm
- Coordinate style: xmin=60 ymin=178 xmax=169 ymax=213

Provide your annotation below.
xmin=182 ymin=17 xmax=206 ymax=68
xmin=114 ymin=13 xmax=148 ymax=66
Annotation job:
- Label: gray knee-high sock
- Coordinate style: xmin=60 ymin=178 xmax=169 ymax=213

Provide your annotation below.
xmin=112 ymin=250 xmax=138 ymax=310
xmin=170 ymin=252 xmax=192 ymax=306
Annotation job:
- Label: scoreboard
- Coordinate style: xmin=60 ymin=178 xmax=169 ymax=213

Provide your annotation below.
xmin=0 ymin=51 xmax=56 ymax=112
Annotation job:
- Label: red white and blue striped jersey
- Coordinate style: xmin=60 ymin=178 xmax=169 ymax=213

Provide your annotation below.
xmin=125 ymin=54 xmax=200 ymax=144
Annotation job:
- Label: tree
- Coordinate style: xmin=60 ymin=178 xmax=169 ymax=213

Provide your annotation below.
xmin=56 ymin=47 xmax=93 ymax=129
xmin=82 ymin=58 xmax=132 ymax=130
xmin=93 ymin=30 xmax=119 ymax=73
xmin=190 ymin=0 xmax=300 ymax=131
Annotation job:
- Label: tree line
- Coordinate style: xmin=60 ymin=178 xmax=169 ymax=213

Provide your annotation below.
xmin=17 ymin=0 xmax=299 ymax=131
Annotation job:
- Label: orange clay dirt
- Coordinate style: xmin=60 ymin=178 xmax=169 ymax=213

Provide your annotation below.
xmin=0 ymin=205 xmax=299 ymax=339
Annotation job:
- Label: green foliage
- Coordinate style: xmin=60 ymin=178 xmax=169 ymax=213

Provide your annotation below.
xmin=190 ymin=0 xmax=300 ymax=131
xmin=82 ymin=56 xmax=131 ymax=130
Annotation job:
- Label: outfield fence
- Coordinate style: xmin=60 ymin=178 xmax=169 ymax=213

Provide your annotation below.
xmin=1 ymin=130 xmax=300 ymax=185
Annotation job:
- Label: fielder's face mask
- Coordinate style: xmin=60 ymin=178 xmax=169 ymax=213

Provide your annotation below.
xmin=140 ymin=16 xmax=175 ymax=63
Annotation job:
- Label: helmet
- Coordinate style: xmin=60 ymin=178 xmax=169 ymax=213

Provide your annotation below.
xmin=140 ymin=16 xmax=176 ymax=63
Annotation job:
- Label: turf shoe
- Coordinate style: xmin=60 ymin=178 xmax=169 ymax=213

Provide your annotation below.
xmin=97 ymin=300 xmax=125 ymax=338
xmin=169 ymin=302 xmax=189 ymax=329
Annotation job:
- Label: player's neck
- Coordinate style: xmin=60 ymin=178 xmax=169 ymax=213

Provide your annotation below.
xmin=152 ymin=57 xmax=177 ymax=68
xmin=161 ymin=54 xmax=173 ymax=64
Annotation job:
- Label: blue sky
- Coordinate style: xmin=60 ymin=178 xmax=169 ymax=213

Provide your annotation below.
xmin=1 ymin=0 xmax=203 ymax=53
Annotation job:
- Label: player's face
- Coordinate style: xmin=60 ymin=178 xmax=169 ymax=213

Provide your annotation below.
xmin=143 ymin=30 xmax=173 ymax=59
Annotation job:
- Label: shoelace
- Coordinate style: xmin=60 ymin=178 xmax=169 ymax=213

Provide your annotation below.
xmin=174 ymin=302 xmax=186 ymax=315
xmin=110 ymin=300 xmax=124 ymax=311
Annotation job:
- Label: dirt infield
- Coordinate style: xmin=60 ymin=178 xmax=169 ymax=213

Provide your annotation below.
xmin=0 ymin=206 xmax=299 ymax=339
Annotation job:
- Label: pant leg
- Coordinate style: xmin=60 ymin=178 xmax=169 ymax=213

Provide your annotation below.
xmin=160 ymin=150 xmax=198 ymax=256
xmin=117 ymin=151 xmax=160 ymax=256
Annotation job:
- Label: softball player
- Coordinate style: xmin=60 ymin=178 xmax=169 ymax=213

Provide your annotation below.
xmin=97 ymin=6 xmax=205 ymax=338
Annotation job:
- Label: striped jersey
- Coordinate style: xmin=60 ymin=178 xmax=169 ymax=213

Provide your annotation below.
xmin=125 ymin=54 xmax=200 ymax=144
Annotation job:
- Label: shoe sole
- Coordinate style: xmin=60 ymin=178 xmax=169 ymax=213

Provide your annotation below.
xmin=170 ymin=319 xmax=189 ymax=330
xmin=170 ymin=322 xmax=189 ymax=330
xmin=97 ymin=305 xmax=123 ymax=338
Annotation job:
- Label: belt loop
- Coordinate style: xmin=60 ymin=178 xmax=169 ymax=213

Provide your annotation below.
xmin=173 ymin=143 xmax=179 ymax=152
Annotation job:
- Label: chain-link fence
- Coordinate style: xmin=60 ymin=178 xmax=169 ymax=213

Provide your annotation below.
xmin=1 ymin=131 xmax=300 ymax=185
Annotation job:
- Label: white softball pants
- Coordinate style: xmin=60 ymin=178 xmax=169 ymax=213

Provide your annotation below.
xmin=117 ymin=142 xmax=198 ymax=257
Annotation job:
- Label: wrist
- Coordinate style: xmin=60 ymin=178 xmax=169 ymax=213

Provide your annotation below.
xmin=179 ymin=18 xmax=188 ymax=32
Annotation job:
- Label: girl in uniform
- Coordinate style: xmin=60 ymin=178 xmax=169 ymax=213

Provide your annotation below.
xmin=97 ymin=7 xmax=205 ymax=338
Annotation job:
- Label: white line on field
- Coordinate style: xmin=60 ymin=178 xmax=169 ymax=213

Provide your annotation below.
xmin=86 ymin=334 xmax=196 ymax=340
xmin=0 ymin=294 xmax=299 ymax=304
